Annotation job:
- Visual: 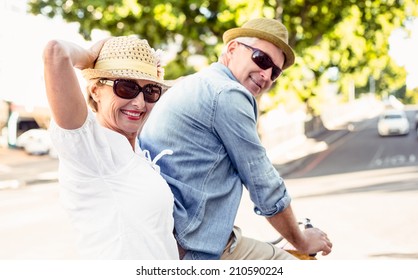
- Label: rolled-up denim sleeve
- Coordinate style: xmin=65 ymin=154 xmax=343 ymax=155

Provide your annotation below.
xmin=247 ymin=155 xmax=291 ymax=216
xmin=214 ymin=86 xmax=291 ymax=217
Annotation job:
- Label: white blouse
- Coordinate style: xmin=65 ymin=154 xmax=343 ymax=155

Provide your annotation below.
xmin=49 ymin=110 xmax=179 ymax=260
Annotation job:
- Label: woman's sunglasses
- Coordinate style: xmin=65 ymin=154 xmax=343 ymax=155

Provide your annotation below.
xmin=99 ymin=79 xmax=162 ymax=103
xmin=238 ymin=42 xmax=283 ymax=81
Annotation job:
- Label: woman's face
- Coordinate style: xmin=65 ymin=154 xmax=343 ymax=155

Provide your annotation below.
xmin=92 ymin=79 xmax=158 ymax=138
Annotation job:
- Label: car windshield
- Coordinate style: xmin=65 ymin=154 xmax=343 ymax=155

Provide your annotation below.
xmin=384 ymin=114 xmax=402 ymax=119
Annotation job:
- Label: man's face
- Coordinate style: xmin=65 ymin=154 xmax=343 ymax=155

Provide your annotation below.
xmin=227 ymin=40 xmax=285 ymax=97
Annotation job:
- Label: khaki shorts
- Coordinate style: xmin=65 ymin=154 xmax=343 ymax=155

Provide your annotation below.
xmin=220 ymin=226 xmax=298 ymax=260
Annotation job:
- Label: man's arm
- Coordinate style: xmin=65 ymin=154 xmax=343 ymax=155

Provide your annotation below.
xmin=266 ymin=205 xmax=332 ymax=256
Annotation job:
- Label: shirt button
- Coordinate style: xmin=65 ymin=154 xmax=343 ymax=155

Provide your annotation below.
xmin=255 ymin=210 xmax=261 ymax=215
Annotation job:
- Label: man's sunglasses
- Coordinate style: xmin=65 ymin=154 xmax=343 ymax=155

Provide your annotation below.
xmin=238 ymin=42 xmax=283 ymax=81
xmin=99 ymin=79 xmax=162 ymax=103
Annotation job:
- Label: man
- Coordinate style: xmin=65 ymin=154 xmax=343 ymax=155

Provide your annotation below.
xmin=140 ymin=18 xmax=332 ymax=260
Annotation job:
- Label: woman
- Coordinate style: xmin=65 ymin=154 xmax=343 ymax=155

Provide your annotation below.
xmin=42 ymin=36 xmax=179 ymax=259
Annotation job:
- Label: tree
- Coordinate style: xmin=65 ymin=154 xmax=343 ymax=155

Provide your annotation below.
xmin=28 ymin=0 xmax=418 ymax=115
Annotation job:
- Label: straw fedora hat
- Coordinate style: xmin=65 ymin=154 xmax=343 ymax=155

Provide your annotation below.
xmin=82 ymin=36 xmax=171 ymax=88
xmin=223 ymin=18 xmax=295 ymax=70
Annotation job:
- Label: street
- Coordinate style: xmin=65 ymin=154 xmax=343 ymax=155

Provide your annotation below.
xmin=235 ymin=109 xmax=418 ymax=260
xmin=0 ymin=148 xmax=79 ymax=259
xmin=1 ymin=109 xmax=418 ymax=260
xmin=0 ymin=183 xmax=79 ymax=259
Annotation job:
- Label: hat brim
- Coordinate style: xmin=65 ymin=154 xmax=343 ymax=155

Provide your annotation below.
xmin=81 ymin=69 xmax=172 ymax=89
xmin=223 ymin=27 xmax=295 ymax=70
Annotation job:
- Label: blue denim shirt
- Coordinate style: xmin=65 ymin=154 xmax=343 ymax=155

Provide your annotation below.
xmin=139 ymin=62 xmax=291 ymax=260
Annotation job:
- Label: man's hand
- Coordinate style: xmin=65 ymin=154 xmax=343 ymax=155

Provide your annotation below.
xmin=298 ymin=227 xmax=333 ymax=256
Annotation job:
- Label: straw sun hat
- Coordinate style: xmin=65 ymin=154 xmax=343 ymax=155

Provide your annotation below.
xmin=82 ymin=36 xmax=170 ymax=88
xmin=223 ymin=18 xmax=295 ymax=70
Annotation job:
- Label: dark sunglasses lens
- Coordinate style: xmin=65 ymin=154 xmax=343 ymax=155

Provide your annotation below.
xmin=252 ymin=50 xmax=271 ymax=70
xmin=252 ymin=50 xmax=281 ymax=80
xmin=142 ymin=84 xmax=162 ymax=103
xmin=271 ymin=67 xmax=282 ymax=80
xmin=114 ymin=80 xmax=140 ymax=99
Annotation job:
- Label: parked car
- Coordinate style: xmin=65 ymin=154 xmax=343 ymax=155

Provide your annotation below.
xmin=6 ymin=103 xmax=50 ymax=147
xmin=15 ymin=128 xmax=56 ymax=157
xmin=377 ymin=110 xmax=410 ymax=136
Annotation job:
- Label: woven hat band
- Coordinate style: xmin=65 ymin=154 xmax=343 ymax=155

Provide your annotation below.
xmin=95 ymin=59 xmax=157 ymax=78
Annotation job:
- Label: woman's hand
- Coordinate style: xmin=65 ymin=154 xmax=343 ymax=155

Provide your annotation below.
xmin=74 ymin=37 xmax=111 ymax=70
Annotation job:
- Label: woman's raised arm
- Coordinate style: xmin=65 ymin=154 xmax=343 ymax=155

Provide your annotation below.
xmin=42 ymin=39 xmax=107 ymax=129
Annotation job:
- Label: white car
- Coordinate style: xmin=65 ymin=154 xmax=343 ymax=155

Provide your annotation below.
xmin=377 ymin=110 xmax=410 ymax=136
xmin=15 ymin=128 xmax=57 ymax=157
xmin=415 ymin=112 xmax=418 ymax=138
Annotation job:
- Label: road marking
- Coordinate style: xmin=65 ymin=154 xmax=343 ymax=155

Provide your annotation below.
xmin=370 ymin=154 xmax=417 ymax=167
xmin=368 ymin=145 xmax=384 ymax=168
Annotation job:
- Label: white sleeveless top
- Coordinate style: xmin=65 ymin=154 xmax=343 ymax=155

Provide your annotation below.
xmin=49 ymin=110 xmax=179 ymax=260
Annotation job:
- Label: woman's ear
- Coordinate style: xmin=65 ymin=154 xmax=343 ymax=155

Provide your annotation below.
xmin=89 ymin=82 xmax=100 ymax=102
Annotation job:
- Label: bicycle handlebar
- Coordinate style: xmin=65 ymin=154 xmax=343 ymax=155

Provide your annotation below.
xmin=303 ymin=218 xmax=317 ymax=257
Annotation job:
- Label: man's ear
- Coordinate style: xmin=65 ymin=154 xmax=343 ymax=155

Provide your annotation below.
xmin=226 ymin=40 xmax=240 ymax=55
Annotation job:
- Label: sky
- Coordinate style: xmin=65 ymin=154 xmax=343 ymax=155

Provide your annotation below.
xmin=0 ymin=1 xmax=417 ymax=110
xmin=0 ymin=0 xmax=108 ymax=109
xmin=389 ymin=18 xmax=418 ymax=90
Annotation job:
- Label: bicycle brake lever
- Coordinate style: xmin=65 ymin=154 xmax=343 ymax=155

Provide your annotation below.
xmin=303 ymin=218 xmax=317 ymax=257
xmin=304 ymin=218 xmax=313 ymax=229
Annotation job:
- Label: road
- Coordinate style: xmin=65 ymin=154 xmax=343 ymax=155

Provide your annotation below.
xmin=0 ymin=148 xmax=79 ymax=259
xmin=290 ymin=109 xmax=418 ymax=178
xmin=235 ymin=109 xmax=418 ymax=260
xmin=0 ymin=182 xmax=79 ymax=259
xmin=0 ymin=148 xmax=58 ymax=186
